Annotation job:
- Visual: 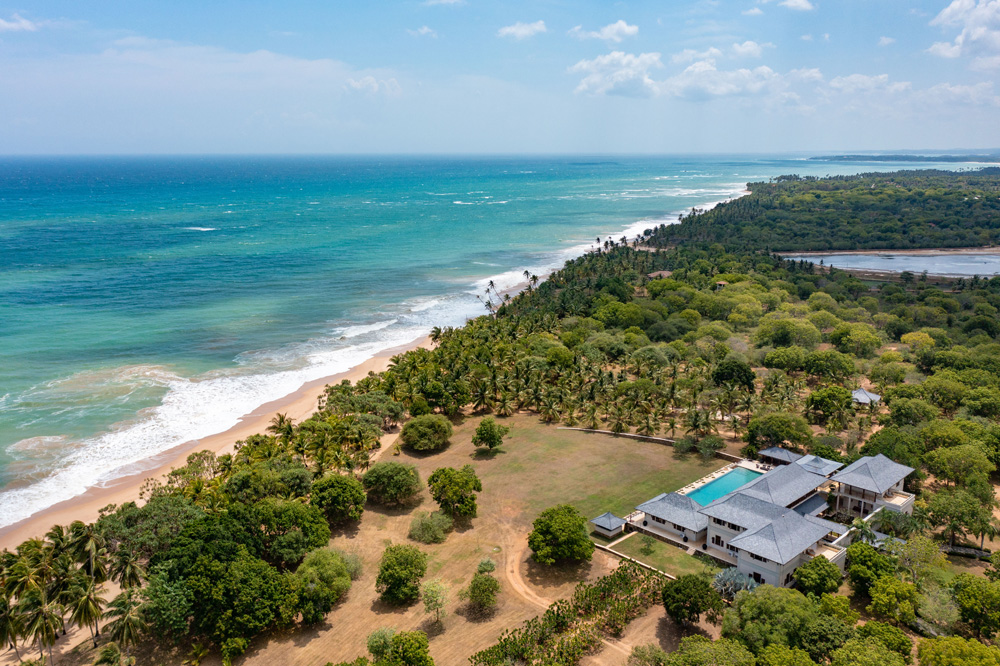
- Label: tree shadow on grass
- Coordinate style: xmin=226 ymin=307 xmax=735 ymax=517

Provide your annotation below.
xmin=369 ymin=597 xmax=414 ymax=616
xmin=655 ymin=616 xmax=711 ymax=652
xmin=524 ymin=558 xmax=591 ymax=591
xmin=470 ymin=447 xmax=507 ymax=460
xmin=456 ymin=602 xmax=501 ymax=624
xmin=418 ymin=618 xmax=446 ymax=638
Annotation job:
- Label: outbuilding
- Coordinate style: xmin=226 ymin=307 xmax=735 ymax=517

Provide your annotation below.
xmin=590 ymin=512 xmax=627 ymax=538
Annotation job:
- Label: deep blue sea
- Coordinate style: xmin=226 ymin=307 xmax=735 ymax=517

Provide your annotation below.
xmin=0 ymin=155 xmax=973 ymax=527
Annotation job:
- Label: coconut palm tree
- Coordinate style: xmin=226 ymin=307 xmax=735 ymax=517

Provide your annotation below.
xmin=93 ymin=641 xmax=135 ymax=666
xmin=20 ymin=590 xmax=61 ymax=665
xmin=0 ymin=593 xmax=24 ymax=662
xmin=69 ymin=521 xmax=105 ymax=582
xmin=110 ymin=552 xmax=144 ymax=590
xmin=266 ymin=413 xmax=295 ymax=448
xmin=68 ymin=577 xmax=105 ymax=647
xmin=104 ymin=589 xmax=147 ymax=658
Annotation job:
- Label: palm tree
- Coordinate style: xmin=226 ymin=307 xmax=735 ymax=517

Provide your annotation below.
xmin=69 ymin=577 xmax=105 ymax=647
xmin=850 ymin=518 xmax=878 ymax=545
xmin=0 ymin=594 xmax=23 ymax=662
xmin=266 ymin=413 xmax=295 ymax=447
xmin=20 ymin=591 xmax=61 ymax=665
xmin=104 ymin=589 xmax=147 ymax=658
xmin=93 ymin=641 xmax=136 ymax=666
xmin=69 ymin=521 xmax=105 ymax=582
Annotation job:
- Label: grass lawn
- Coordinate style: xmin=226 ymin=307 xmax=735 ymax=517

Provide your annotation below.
xmin=613 ymin=532 xmax=722 ymax=578
xmin=488 ymin=420 xmax=727 ymax=520
xmin=939 ymin=554 xmax=989 ymax=584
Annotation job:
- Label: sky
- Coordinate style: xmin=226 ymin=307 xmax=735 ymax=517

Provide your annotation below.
xmin=1 ymin=0 xmax=1000 ymax=154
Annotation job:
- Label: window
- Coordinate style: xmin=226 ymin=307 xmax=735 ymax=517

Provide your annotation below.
xmin=713 ymin=518 xmax=725 ymax=526
xmin=672 ymin=523 xmax=685 ymax=532
xmin=749 ymin=553 xmax=768 ymax=563
xmin=712 ymin=535 xmax=724 ymax=547
xmin=751 ymin=572 xmax=764 ymax=584
xmin=785 ymin=573 xmax=795 ymax=586
xmin=651 ymin=516 xmax=665 ymax=524
xmin=727 ymin=544 xmax=739 ymax=553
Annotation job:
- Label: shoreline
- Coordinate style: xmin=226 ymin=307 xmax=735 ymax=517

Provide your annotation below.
xmin=0 ymin=335 xmax=432 ymax=551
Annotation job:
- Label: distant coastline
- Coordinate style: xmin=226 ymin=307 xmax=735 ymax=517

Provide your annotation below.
xmin=810 ymin=153 xmax=1000 ymax=163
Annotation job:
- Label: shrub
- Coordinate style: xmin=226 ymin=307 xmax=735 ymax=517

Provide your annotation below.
xmin=295 ymin=549 xmax=353 ymax=624
xmin=477 ymin=557 xmax=496 ymax=574
xmin=376 ymin=544 xmax=428 ymax=605
xmin=366 ymin=627 xmax=395 ymax=660
xmin=362 ymin=462 xmax=421 ymax=505
xmin=462 ymin=572 xmax=501 ymax=613
xmin=427 ymin=465 xmax=482 ymax=518
xmin=311 ymin=474 xmax=366 ymax=525
xmin=408 ymin=511 xmax=453 ymax=544
xmin=661 ymin=574 xmax=723 ymax=625
xmin=793 ymin=556 xmax=843 ymax=597
xmin=472 ymin=416 xmax=510 ymax=451
xmin=856 ymin=621 xmax=913 ymax=663
xmin=400 ymin=414 xmax=453 ymax=451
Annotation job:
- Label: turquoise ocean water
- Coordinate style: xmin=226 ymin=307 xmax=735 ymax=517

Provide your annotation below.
xmin=0 ymin=155 xmax=971 ymax=528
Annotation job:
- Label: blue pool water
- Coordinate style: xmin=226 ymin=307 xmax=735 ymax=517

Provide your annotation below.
xmin=686 ymin=468 xmax=763 ymax=506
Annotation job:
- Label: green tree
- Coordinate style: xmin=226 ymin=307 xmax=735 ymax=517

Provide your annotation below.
xmin=830 ymin=323 xmax=882 ymax=358
xmin=927 ymin=489 xmax=985 ymax=547
xmin=721 ymin=585 xmax=823 ymax=655
xmin=793 ymin=556 xmax=843 ymax=597
xmin=366 ymin=627 xmax=395 ymax=661
xmin=745 ymin=412 xmax=813 ymax=451
xmin=471 ymin=417 xmax=510 ymax=452
xmin=830 ymin=637 xmax=905 ymax=666
xmin=884 ymin=535 xmax=948 ymax=587
xmin=421 ymin=579 xmax=447 ymax=623
xmin=846 ymin=541 xmax=897 ymax=597
xmin=104 ymin=589 xmax=149 ymax=659
xmin=376 ymin=544 xmax=428 ymax=605
xmin=805 ymin=386 xmax=853 ymax=428
xmin=662 ymin=575 xmax=723 ymax=626
xmin=311 ymin=474 xmax=366 ymax=525
xmin=527 ymin=504 xmax=595 ymax=566
xmin=381 ymin=630 xmax=434 ymax=666
xmin=924 ymin=444 xmax=994 ymax=486
xmin=427 ymin=465 xmax=482 ymax=518
xmin=803 ymin=349 xmax=855 ymax=380
xmin=400 ymin=414 xmax=453 ymax=451
xmin=867 ymin=577 xmax=918 ymax=625
xmin=294 ymin=549 xmax=353 ymax=624
xmin=362 ymin=462 xmax=421 ymax=505
xmin=712 ymin=357 xmax=756 ymax=393
xmin=663 ymin=636 xmax=755 ymax=666
xmin=952 ymin=573 xmax=1000 ymax=639
xmin=461 ymin=573 xmax=501 ymax=614
xmin=757 ymin=644 xmax=818 ymax=666
xmin=856 ymin=621 xmax=913 ymax=663
xmin=917 ymin=636 xmax=1000 ymax=666
xmin=407 ymin=511 xmax=454 ymax=544
xmin=69 ymin=577 xmax=106 ymax=647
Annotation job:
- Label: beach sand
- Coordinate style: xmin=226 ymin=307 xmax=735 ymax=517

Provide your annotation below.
xmin=0 ymin=335 xmax=432 ymax=552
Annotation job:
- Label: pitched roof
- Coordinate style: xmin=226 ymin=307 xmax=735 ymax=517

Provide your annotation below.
xmin=830 ymin=454 xmax=914 ymax=494
xmin=590 ymin=512 xmax=626 ymax=531
xmin=735 ymin=463 xmax=828 ymax=508
xmin=729 ymin=512 xmax=842 ymax=565
xmin=698 ymin=492 xmax=789 ymax=532
xmin=852 ymin=388 xmax=881 ymax=404
xmin=647 ymin=270 xmax=673 ymax=279
xmin=794 ymin=454 xmax=844 ymax=477
xmin=758 ymin=446 xmax=803 ymax=463
xmin=637 ymin=493 xmax=708 ymax=532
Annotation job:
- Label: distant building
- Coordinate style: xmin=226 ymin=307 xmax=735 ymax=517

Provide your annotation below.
xmin=647 ymin=270 xmax=673 ymax=279
xmin=590 ymin=512 xmax=626 ymax=538
xmin=852 ymin=388 xmax=881 ymax=405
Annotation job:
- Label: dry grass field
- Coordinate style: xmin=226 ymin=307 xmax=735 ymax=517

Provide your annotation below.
xmin=49 ymin=415 xmax=726 ymax=666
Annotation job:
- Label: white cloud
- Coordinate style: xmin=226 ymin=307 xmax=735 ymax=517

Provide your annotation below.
xmin=801 ymin=34 xmax=813 ymax=41
xmin=731 ymin=40 xmax=774 ymax=57
xmin=408 ymin=26 xmax=438 ymax=38
xmin=569 ymin=51 xmax=663 ymax=97
xmin=497 ymin=20 xmax=547 ymax=40
xmin=878 ymin=36 xmax=896 ymax=46
xmin=829 ymin=73 xmax=910 ymax=94
xmin=0 ymin=13 xmax=38 ymax=31
xmin=346 ymin=76 xmax=402 ymax=95
xmin=661 ymin=60 xmax=781 ymax=99
xmin=671 ymin=47 xmax=723 ymax=64
xmin=921 ymin=80 xmax=1000 ymax=105
xmin=423 ymin=0 xmax=464 ymax=5
xmin=568 ymin=20 xmax=639 ymax=43
xmin=762 ymin=0 xmax=816 ymax=10
xmin=928 ymin=0 xmax=1000 ymax=68
xmin=743 ymin=7 xmax=764 ymax=15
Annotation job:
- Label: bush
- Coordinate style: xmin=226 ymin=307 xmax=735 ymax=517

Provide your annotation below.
xmin=662 ymin=574 xmax=723 ymax=625
xmin=427 ymin=465 xmax=482 ymax=518
xmin=311 ymin=474 xmax=366 ymax=525
xmin=408 ymin=511 xmax=454 ymax=544
xmin=477 ymin=557 xmax=496 ymax=574
xmin=366 ymin=627 xmax=395 ymax=660
xmin=295 ymin=548 xmax=353 ymax=624
xmin=362 ymin=462 xmax=421 ymax=505
xmin=856 ymin=621 xmax=913 ymax=663
xmin=331 ymin=548 xmax=363 ymax=580
xmin=400 ymin=414 xmax=453 ymax=451
xmin=462 ymin=572 xmax=501 ymax=613
xmin=793 ymin=556 xmax=843 ymax=597
xmin=527 ymin=504 xmax=595 ymax=566
xmin=376 ymin=544 xmax=428 ymax=605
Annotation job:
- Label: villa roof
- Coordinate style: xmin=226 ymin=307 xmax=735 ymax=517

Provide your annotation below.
xmin=852 ymin=388 xmax=881 ymax=404
xmin=730 ymin=512 xmax=842 ymax=565
xmin=735 ymin=464 xmax=828 ymax=508
xmin=830 ymin=454 xmax=913 ymax=494
xmin=758 ymin=446 xmax=803 ymax=463
xmin=590 ymin=512 xmax=626 ymax=531
xmin=637 ymin=493 xmax=708 ymax=533
xmin=698 ymin=493 xmax=788 ymax=532
xmin=794 ymin=454 xmax=844 ymax=477
xmin=647 ymin=270 xmax=673 ymax=279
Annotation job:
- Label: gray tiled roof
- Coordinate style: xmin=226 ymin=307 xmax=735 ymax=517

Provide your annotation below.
xmin=830 ymin=454 xmax=914 ymax=494
xmin=637 ymin=493 xmax=708 ymax=532
xmin=792 ymin=493 xmax=829 ymax=517
xmin=697 ymin=492 xmax=788 ymax=531
xmin=730 ymin=511 xmax=841 ymax=565
xmin=758 ymin=446 xmax=803 ymax=463
xmin=735 ymin=463 xmax=828 ymax=508
xmin=590 ymin=512 xmax=626 ymax=531
xmin=852 ymin=388 xmax=881 ymax=404
xmin=794 ymin=454 xmax=844 ymax=477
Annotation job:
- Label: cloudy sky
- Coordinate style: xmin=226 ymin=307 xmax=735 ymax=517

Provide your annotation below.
xmin=2 ymin=0 xmax=999 ymax=153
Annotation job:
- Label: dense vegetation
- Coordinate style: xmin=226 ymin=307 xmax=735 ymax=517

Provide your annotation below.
xmin=645 ymin=169 xmax=1000 ymax=251
xmin=4 ymin=170 xmax=1000 ymax=665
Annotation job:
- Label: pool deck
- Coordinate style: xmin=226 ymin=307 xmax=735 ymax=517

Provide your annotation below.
xmin=675 ymin=459 xmax=769 ymax=498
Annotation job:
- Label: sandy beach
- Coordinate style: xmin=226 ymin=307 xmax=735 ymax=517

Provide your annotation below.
xmin=0 ymin=335 xmax=432 ymax=552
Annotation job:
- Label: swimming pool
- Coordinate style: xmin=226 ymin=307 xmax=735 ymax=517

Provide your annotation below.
xmin=685 ymin=468 xmax=763 ymax=506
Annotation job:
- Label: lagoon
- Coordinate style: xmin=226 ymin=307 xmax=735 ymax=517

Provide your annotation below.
xmin=782 ymin=252 xmax=1000 ymax=277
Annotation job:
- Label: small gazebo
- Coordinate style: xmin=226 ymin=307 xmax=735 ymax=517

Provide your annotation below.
xmin=590 ymin=512 xmax=627 ymax=538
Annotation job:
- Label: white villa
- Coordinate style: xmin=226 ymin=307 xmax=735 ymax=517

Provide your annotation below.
xmin=612 ymin=451 xmax=914 ymax=588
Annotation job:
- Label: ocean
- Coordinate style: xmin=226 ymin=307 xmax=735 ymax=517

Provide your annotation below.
xmin=0 ymin=155 xmax=971 ymax=528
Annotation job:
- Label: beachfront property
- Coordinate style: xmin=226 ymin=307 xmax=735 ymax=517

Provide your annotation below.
xmin=607 ymin=450 xmax=913 ymax=588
